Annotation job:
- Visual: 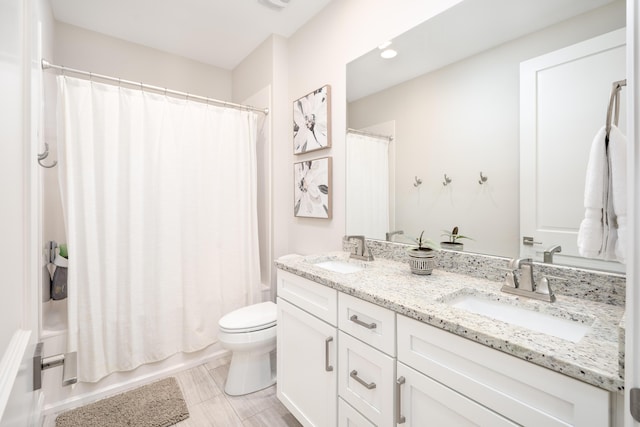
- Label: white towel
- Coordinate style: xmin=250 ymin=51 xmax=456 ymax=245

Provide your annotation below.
xmin=577 ymin=126 xmax=608 ymax=258
xmin=609 ymin=125 xmax=627 ymax=263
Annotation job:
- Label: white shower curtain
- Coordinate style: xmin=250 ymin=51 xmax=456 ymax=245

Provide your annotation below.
xmin=346 ymin=132 xmax=390 ymax=240
xmin=57 ymin=76 xmax=261 ymax=382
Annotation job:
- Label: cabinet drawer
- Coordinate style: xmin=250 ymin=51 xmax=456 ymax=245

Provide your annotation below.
xmin=338 ymin=331 xmax=394 ymax=426
xmin=338 ymin=293 xmax=395 ymax=356
xmin=397 ymin=315 xmax=610 ymax=427
xmin=277 ymin=269 xmax=337 ymax=326
xmin=338 ymin=398 xmax=375 ymax=427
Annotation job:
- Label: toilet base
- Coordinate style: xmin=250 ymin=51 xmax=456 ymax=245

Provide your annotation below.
xmin=224 ymin=349 xmax=276 ymax=396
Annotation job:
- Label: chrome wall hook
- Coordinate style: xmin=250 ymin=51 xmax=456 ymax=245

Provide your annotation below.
xmin=478 ymin=171 xmax=488 ymax=185
xmin=442 ymin=174 xmax=452 ymax=186
xmin=413 ymin=176 xmax=422 ymax=187
xmin=37 ymin=143 xmax=57 ymax=168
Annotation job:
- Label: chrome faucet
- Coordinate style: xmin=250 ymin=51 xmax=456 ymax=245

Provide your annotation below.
xmin=345 ymin=235 xmax=374 ymax=261
xmin=501 ymin=257 xmax=555 ymax=302
xmin=543 ymin=245 xmax=562 ymax=263
xmin=385 ymin=230 xmax=404 ymax=241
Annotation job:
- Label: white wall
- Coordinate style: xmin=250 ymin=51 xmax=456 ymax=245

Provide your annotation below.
xmin=347 ymin=2 xmax=625 ymax=257
xmin=232 ymin=35 xmax=289 ymax=293
xmin=54 ymin=23 xmax=232 ymax=99
xmin=232 ymin=37 xmax=274 ymax=294
xmin=279 ymin=0 xmax=463 ymax=256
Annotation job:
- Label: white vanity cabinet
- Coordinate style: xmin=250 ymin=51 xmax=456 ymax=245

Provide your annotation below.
xmin=276 ymin=270 xmax=338 ymax=427
xmin=397 ymin=315 xmax=611 ymax=427
xmin=277 ymin=268 xmax=618 ymax=427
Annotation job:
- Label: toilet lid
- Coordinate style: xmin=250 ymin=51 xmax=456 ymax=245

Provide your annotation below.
xmin=218 ymin=301 xmax=277 ymax=333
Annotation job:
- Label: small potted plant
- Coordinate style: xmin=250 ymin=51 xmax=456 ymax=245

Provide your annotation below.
xmin=406 ymin=231 xmax=440 ymax=275
xmin=440 ymin=226 xmax=472 ymax=251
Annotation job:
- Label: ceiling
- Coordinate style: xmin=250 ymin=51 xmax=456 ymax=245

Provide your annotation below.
xmin=347 ymin=0 xmax=618 ymax=102
xmin=50 ymin=0 xmax=333 ymax=70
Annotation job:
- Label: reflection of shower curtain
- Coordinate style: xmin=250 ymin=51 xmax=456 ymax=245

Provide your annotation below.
xmin=57 ymin=76 xmax=261 ymax=382
xmin=346 ymin=132 xmax=389 ymax=240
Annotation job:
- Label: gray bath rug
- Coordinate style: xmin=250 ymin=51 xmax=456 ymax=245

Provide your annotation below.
xmin=55 ymin=377 xmax=189 ymax=427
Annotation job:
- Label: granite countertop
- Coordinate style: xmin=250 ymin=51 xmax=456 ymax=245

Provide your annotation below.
xmin=275 ymin=252 xmax=624 ymax=393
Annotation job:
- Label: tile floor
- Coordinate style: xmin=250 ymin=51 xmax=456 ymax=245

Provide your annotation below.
xmin=44 ymin=356 xmax=302 ymax=427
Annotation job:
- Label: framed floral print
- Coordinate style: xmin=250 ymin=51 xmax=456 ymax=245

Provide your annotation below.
xmin=293 ymin=85 xmax=331 ymax=154
xmin=294 ymin=157 xmax=332 ymax=219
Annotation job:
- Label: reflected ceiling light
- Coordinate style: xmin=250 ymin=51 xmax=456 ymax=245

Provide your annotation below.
xmin=380 ymin=49 xmax=397 ymax=59
xmin=259 ymin=0 xmax=291 ymax=10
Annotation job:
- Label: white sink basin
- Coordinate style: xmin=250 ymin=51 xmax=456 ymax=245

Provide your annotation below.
xmin=447 ymin=293 xmax=593 ymax=343
xmin=313 ymin=260 xmax=364 ymax=274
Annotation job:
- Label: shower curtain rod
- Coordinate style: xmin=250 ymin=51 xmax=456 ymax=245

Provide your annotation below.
xmin=347 ymin=128 xmax=394 ymax=141
xmin=41 ymin=59 xmax=269 ymax=115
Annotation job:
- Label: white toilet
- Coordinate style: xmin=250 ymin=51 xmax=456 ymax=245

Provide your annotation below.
xmin=218 ymin=301 xmax=277 ymax=396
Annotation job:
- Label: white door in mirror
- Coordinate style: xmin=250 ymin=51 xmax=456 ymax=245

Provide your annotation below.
xmin=520 ymin=28 xmax=625 ymax=272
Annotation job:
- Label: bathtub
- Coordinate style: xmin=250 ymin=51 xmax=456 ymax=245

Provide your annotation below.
xmin=39 ymin=284 xmax=272 ymax=415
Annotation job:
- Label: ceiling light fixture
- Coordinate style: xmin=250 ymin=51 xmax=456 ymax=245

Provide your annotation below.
xmin=380 ymin=49 xmax=397 ymax=59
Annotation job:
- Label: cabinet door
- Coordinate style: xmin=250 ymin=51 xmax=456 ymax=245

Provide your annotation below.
xmin=397 ymin=363 xmax=517 ymax=427
xmin=277 ymin=298 xmax=337 ymax=427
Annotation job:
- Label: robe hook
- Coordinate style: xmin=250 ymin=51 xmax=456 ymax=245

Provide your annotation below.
xmin=478 ymin=172 xmax=488 ymax=185
xmin=443 ymin=174 xmax=452 ymax=186
xmin=37 ymin=143 xmax=57 ymax=168
xmin=413 ymin=176 xmax=423 ymax=187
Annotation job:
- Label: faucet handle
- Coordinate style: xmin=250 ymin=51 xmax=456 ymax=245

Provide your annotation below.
xmin=535 ymin=277 xmax=556 ymax=302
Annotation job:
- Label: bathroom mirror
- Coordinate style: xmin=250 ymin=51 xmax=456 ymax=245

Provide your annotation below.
xmin=346 ymin=0 xmax=626 ymax=272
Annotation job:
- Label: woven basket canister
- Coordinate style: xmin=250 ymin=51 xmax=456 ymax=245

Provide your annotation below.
xmin=408 ymin=257 xmax=434 ymax=275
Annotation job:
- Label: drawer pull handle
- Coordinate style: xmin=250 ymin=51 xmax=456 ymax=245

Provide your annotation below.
xmin=350 ymin=370 xmax=376 ymax=389
xmin=350 ymin=314 xmax=377 ymax=329
xmin=396 ymin=376 xmax=406 ymax=424
xmin=325 ymin=337 xmax=334 ymax=372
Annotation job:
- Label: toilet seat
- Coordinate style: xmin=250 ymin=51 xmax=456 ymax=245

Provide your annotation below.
xmin=219 ymin=301 xmax=277 ymax=334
